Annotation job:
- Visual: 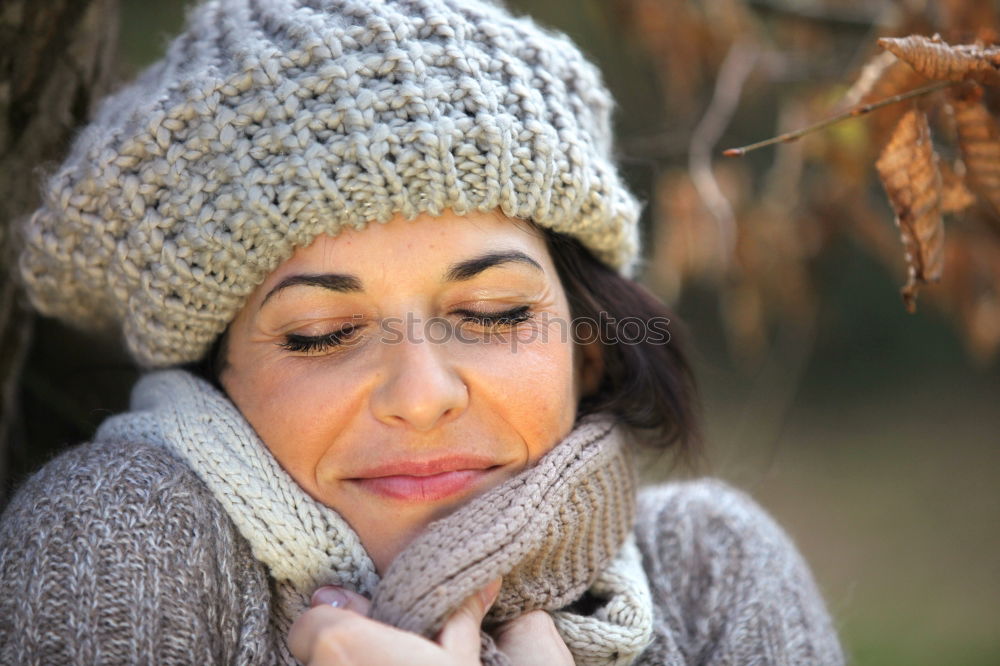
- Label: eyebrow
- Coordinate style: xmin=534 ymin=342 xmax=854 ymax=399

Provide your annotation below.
xmin=260 ymin=250 xmax=544 ymax=308
xmin=260 ymin=273 xmax=362 ymax=307
xmin=443 ymin=250 xmax=543 ymax=282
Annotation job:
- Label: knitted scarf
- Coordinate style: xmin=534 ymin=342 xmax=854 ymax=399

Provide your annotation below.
xmin=95 ymin=370 xmax=653 ymax=664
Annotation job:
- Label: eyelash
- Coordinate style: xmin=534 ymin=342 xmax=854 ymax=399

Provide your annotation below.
xmin=455 ymin=305 xmax=533 ymax=329
xmin=277 ymin=306 xmax=533 ymax=354
xmin=280 ymin=324 xmax=363 ymax=353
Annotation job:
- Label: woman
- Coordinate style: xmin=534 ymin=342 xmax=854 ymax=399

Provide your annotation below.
xmin=1 ymin=0 xmax=843 ymax=664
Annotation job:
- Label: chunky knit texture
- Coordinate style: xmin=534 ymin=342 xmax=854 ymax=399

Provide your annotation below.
xmin=91 ymin=370 xmax=647 ymax=664
xmin=18 ymin=0 xmax=641 ymax=367
xmin=0 ymin=371 xmax=845 ymax=665
xmin=0 ymin=445 xmax=844 ymax=665
xmin=634 ymin=483 xmax=845 ymax=664
xmin=1 ymin=444 xmax=279 ymax=664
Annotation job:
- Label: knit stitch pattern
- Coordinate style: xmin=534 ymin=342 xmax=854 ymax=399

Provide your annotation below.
xmin=93 ymin=370 xmax=380 ymax=663
xmin=0 ymin=434 xmax=845 ymax=664
xmin=633 ymin=482 xmax=845 ymax=665
xmin=0 ymin=438 xmax=279 ymax=664
xmin=550 ymin=537 xmax=654 ymax=666
xmin=93 ymin=370 xmax=648 ymax=664
xmin=370 ymin=410 xmax=637 ymax=634
xmin=18 ymin=0 xmax=641 ymax=367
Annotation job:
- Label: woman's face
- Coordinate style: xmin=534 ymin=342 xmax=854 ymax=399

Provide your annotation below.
xmin=221 ymin=210 xmax=600 ymax=573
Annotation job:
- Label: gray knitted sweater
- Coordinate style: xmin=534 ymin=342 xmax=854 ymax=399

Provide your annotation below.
xmin=0 ymin=421 xmax=843 ymax=664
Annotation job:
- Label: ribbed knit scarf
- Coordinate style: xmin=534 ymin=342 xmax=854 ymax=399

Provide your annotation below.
xmin=95 ymin=370 xmax=653 ymax=664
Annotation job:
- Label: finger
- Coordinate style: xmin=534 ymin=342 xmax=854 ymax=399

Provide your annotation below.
xmin=311 ymin=586 xmax=372 ymax=615
xmin=289 ymin=605 xmax=451 ymax=666
xmin=288 ymin=604 xmax=353 ymax=663
xmin=494 ymin=610 xmax=573 ymax=666
xmin=437 ymin=578 xmax=502 ymax=661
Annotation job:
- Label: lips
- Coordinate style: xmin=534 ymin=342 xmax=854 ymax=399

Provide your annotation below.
xmin=348 ymin=456 xmax=500 ymax=502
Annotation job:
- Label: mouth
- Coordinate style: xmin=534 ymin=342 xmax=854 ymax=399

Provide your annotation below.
xmin=348 ymin=457 xmax=502 ymax=502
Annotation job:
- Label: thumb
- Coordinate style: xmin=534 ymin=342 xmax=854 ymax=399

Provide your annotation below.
xmin=437 ymin=578 xmax=502 ymax=661
xmin=310 ymin=586 xmax=372 ymax=616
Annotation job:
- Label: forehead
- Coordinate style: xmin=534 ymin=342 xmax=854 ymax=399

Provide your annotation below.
xmin=264 ymin=210 xmax=550 ymax=284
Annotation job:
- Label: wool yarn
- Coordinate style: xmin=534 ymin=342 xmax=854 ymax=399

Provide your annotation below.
xmin=1 ymin=406 xmax=846 ymax=663
xmin=18 ymin=0 xmax=641 ymax=367
xmin=93 ymin=370 xmax=652 ymax=664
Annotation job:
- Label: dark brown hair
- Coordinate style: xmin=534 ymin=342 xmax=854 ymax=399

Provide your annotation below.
xmin=541 ymin=228 xmax=700 ymax=461
xmin=188 ymin=227 xmax=701 ymax=463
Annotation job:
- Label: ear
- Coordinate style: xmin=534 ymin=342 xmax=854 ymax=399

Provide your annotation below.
xmin=576 ymin=339 xmax=605 ymax=398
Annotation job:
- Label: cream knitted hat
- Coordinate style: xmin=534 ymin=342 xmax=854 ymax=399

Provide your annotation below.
xmin=19 ymin=0 xmax=641 ymax=367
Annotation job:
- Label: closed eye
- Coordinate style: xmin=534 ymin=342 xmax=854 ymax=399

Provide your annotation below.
xmin=279 ymin=323 xmax=364 ymax=353
xmin=278 ymin=306 xmax=532 ymax=353
xmin=455 ymin=305 xmax=533 ymax=329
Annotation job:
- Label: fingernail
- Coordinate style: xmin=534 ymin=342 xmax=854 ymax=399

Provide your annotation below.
xmin=312 ymin=586 xmax=349 ymax=608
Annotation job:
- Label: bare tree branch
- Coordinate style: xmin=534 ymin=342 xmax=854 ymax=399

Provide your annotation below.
xmin=688 ymin=39 xmax=759 ymax=267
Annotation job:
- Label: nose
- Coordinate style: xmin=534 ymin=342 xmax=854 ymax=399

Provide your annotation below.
xmin=369 ymin=335 xmax=469 ymax=432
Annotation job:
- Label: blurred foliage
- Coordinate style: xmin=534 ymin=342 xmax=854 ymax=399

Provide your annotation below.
xmin=606 ymin=0 xmax=1000 ymax=366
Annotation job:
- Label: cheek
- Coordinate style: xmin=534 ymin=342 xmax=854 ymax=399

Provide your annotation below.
xmin=464 ymin=331 xmax=578 ymax=461
xmin=225 ymin=355 xmax=364 ymax=482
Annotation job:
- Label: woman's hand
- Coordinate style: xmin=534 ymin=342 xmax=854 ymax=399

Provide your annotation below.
xmin=289 ymin=580 xmax=498 ymax=665
xmin=493 ymin=611 xmax=574 ymax=665
xmin=289 ymin=581 xmax=573 ymax=665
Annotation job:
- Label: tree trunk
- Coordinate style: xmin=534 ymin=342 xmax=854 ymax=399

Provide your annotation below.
xmin=0 ymin=0 xmax=120 ymax=504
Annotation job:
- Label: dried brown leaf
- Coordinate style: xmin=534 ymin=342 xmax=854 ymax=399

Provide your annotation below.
xmin=937 ymin=233 xmax=1000 ymax=363
xmin=878 ymin=35 xmax=1000 ymax=87
xmin=939 ymin=159 xmax=977 ymax=214
xmin=951 ymin=84 xmax=1000 ymax=217
xmin=844 ymin=51 xmax=928 ymax=108
xmin=649 ymin=170 xmax=732 ymax=302
xmin=875 ymin=108 xmax=945 ymax=312
xmin=842 ymin=50 xmax=931 ymax=148
xmin=936 ymin=0 xmax=1000 ymax=47
xmin=966 ymin=289 xmax=1000 ymax=362
xmin=719 ymin=281 xmax=766 ymax=365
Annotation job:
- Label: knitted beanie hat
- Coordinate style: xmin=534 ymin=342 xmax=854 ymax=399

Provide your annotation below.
xmin=19 ymin=0 xmax=641 ymax=367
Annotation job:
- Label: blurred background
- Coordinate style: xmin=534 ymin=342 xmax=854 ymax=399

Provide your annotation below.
xmin=4 ymin=0 xmax=999 ymax=663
